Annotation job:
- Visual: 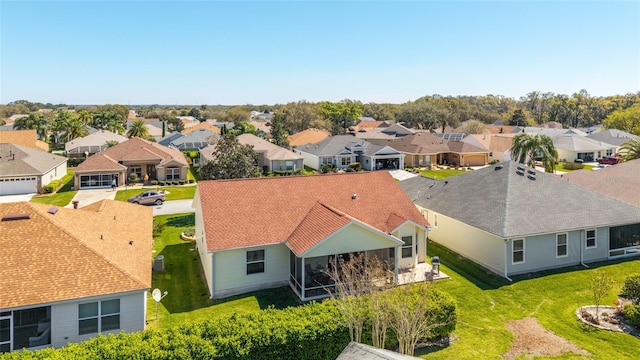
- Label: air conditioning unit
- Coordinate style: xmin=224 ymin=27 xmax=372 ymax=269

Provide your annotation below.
xmin=153 ymin=255 xmax=165 ymax=271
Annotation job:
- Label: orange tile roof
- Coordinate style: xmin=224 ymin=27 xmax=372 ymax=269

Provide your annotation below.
xmin=350 ymin=121 xmax=386 ymax=132
xmin=182 ymin=122 xmax=222 ymax=135
xmin=286 ymin=202 xmax=352 ymax=255
xmin=0 ymin=200 xmax=152 ymax=309
xmin=0 ymin=129 xmax=42 ymax=149
xmin=198 ymin=172 xmax=429 ymax=253
xmin=287 ymin=129 xmax=331 ymax=147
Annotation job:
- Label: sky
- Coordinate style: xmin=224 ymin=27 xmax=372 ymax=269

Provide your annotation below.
xmin=1 ymin=1 xmax=639 ymax=105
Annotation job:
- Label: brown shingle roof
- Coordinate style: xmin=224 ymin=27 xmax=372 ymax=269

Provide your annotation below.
xmin=288 ymin=129 xmax=331 ymax=147
xmin=182 ymin=122 xmax=222 ymax=135
xmin=0 ymin=200 xmax=152 ymax=309
xmin=198 ymin=172 xmax=429 ymax=252
xmin=560 ymin=159 xmax=640 ymax=206
xmin=75 ymin=137 xmax=188 ymax=171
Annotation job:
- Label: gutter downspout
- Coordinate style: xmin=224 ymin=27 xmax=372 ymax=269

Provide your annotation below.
xmin=394 ymin=245 xmax=400 ymax=284
xmin=504 ymin=239 xmax=513 ymax=282
xmin=211 ymin=252 xmax=216 ymax=299
xmin=580 ymin=230 xmax=589 ymax=268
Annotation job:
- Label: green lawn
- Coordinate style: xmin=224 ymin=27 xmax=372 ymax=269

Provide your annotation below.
xmin=418 ymin=240 xmax=640 ymax=359
xmin=147 ymin=213 xmax=300 ymax=330
xmin=114 ymin=186 xmax=196 ymax=202
xmin=187 ymin=166 xmax=199 ymax=182
xmin=555 ymin=162 xmax=594 ymax=172
xmin=418 ymin=169 xmax=468 ymax=179
xmin=29 ymin=169 xmax=77 ymax=206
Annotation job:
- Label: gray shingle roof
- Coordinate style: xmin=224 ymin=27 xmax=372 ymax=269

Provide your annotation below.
xmin=586 ymin=129 xmax=639 ymax=147
xmin=294 ymin=135 xmax=398 ymax=156
xmin=0 ymin=143 xmax=67 ymax=176
xmin=399 ymin=161 xmax=640 ymax=238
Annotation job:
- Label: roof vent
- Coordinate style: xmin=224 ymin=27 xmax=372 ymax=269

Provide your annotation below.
xmin=2 ymin=213 xmax=30 ymax=221
xmin=352 ymin=193 xmax=357 ymax=199
xmin=517 ymin=165 xmax=525 ymax=171
xmin=47 ymin=207 xmax=58 ymax=215
xmin=527 ymin=174 xmax=536 ymax=180
xmin=516 ymin=169 xmax=525 ymax=176
xmin=527 ymin=169 xmax=536 ymax=175
xmin=495 ymin=164 xmax=503 ymax=170
xmin=129 ymin=240 xmax=134 ymax=246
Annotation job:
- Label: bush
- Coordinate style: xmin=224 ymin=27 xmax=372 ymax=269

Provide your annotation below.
xmin=574 ymin=158 xmax=584 ymax=163
xmin=562 ymin=162 xmax=584 ymax=170
xmin=489 ymin=160 xmax=499 ymax=165
xmin=43 ymin=181 xmax=59 ymax=194
xmin=178 ymin=180 xmax=185 ymax=185
xmin=67 ymin=157 xmax=85 ymax=167
xmin=159 ymin=181 xmax=167 ymax=186
xmin=151 ymin=180 xmax=158 ymax=186
xmin=172 ymin=180 xmax=179 ymax=186
xmin=321 ymin=164 xmax=335 ymax=174
xmin=622 ymin=274 xmax=640 ymax=304
xmin=349 ymin=162 xmax=362 ymax=171
xmin=129 ymin=173 xmax=139 ymax=182
xmin=622 ymin=304 xmax=640 ymax=327
xmin=188 ymin=179 xmax=195 ymax=184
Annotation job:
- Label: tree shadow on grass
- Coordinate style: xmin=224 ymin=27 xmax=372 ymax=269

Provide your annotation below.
xmin=210 ymin=286 xmax=302 ymax=310
xmin=166 ymin=213 xmax=195 ymax=228
xmin=413 ymin=337 xmax=452 ymax=356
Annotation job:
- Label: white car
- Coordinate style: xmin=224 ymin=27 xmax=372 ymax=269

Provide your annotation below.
xmin=592 ymin=164 xmax=612 ymax=171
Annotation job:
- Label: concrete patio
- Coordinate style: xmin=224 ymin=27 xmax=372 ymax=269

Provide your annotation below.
xmin=398 ymin=262 xmax=449 ymax=285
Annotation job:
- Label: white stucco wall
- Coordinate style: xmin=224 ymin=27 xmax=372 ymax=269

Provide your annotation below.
xmin=295 ymin=150 xmax=320 ymax=170
xmin=390 ymin=222 xmax=426 ymax=268
xmin=193 ymin=190 xmax=214 ymax=296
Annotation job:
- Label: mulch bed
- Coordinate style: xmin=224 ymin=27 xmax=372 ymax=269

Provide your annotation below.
xmin=503 ymin=317 xmax=590 ymax=359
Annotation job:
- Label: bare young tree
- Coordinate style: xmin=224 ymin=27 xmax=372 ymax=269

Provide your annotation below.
xmin=591 ymin=271 xmax=614 ymax=322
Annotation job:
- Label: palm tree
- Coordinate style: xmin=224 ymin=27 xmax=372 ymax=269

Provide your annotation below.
xmin=67 ymin=117 xmax=89 ymax=141
xmin=619 ymin=138 xmax=640 ymax=161
xmin=77 ymin=110 xmax=93 ymax=125
xmin=127 ymin=119 xmax=150 ymax=138
xmin=510 ymin=133 xmax=558 ymax=173
xmin=13 ymin=113 xmax=49 ymax=140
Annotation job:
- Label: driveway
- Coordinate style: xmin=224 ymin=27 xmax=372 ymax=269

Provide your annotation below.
xmin=65 ymin=188 xmax=117 ymax=208
xmin=152 ymin=199 xmax=194 ymax=216
xmin=388 ymin=170 xmax=418 ymax=181
xmin=0 ymin=193 xmax=36 ymax=204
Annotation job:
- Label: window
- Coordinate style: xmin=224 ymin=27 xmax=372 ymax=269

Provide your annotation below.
xmin=556 ymin=233 xmax=568 ymax=257
xmin=166 ymin=167 xmax=180 ymax=180
xmin=341 ymin=157 xmax=349 ymax=166
xmin=321 ymin=157 xmax=333 ymax=165
xmin=388 ymin=247 xmax=395 ymax=258
xmin=586 ymin=229 xmax=596 ymax=248
xmin=246 ymin=250 xmax=265 ymax=274
xmin=512 ymin=239 xmax=524 ymax=264
xmin=129 ymin=166 xmax=142 ymax=179
xmin=401 ymin=236 xmax=413 ymax=258
xmin=606 ymin=149 xmax=613 ymax=156
xmin=78 ymin=300 xmax=120 ymax=335
xmin=285 ymin=160 xmax=294 ymax=171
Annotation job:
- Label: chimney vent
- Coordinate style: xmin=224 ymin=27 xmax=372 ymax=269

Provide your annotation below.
xmin=352 ymin=193 xmax=357 ymax=199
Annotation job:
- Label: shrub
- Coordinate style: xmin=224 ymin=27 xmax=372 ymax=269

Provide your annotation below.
xmin=159 ymin=181 xmax=167 ymax=186
xmin=129 ymin=173 xmax=139 ymax=182
xmin=562 ymin=162 xmax=584 ymax=170
xmin=172 ymin=180 xmax=179 ymax=186
xmin=622 ymin=274 xmax=640 ymax=304
xmin=151 ymin=180 xmax=159 ymax=186
xmin=574 ymin=158 xmax=584 ymax=163
xmin=67 ymin=157 xmax=85 ymax=167
xmin=188 ymin=179 xmax=195 ymax=184
xmin=321 ymin=164 xmax=334 ymax=174
xmin=349 ymin=162 xmax=362 ymax=171
xmin=622 ymin=304 xmax=640 ymax=327
xmin=489 ymin=160 xmax=499 ymax=165
xmin=178 ymin=180 xmax=185 ymax=185
xmin=43 ymin=182 xmax=57 ymax=194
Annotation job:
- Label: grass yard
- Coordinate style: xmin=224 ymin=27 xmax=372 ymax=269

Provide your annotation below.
xmin=114 ymin=186 xmax=196 ymax=202
xmin=187 ymin=166 xmax=199 ymax=182
xmin=418 ymin=168 xmax=468 ymax=179
xmin=29 ymin=169 xmax=77 ymax=206
xmin=555 ymin=162 xmax=594 ymax=172
xmin=147 ymin=213 xmax=300 ymax=330
xmin=419 ymin=240 xmax=640 ymax=359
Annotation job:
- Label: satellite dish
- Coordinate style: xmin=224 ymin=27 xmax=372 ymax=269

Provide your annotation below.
xmin=152 ymin=288 xmax=162 ymax=302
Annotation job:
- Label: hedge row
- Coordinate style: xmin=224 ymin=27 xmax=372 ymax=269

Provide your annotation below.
xmin=2 ymin=291 xmax=456 ymax=360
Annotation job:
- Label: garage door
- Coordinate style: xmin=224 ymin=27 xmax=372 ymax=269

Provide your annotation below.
xmin=0 ymin=177 xmax=38 ymax=195
xmin=79 ymin=174 xmax=116 ymax=189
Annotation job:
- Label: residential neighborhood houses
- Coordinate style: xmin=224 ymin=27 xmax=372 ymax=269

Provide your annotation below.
xmin=1 ymin=102 xmax=640 ymax=358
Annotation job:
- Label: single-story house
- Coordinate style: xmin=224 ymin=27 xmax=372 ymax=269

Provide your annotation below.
xmin=379 ymin=133 xmax=489 ymax=167
xmin=294 ymin=135 xmax=404 ymax=171
xmin=0 ymin=129 xmax=49 ymax=151
xmin=462 ymin=133 xmax=516 ymax=163
xmin=194 ymin=172 xmax=430 ymax=301
xmin=586 ymin=129 xmax=638 ymax=149
xmin=182 ymin=122 xmax=222 ymax=135
xmin=64 ymin=130 xmax=128 ymax=158
xmin=0 ymin=200 xmax=152 ymax=352
xmin=560 ymin=159 xmax=640 ymax=206
xmin=158 ymin=129 xmax=219 ymax=164
xmin=551 ymin=134 xmax=618 ymax=162
xmin=0 ymin=143 xmax=67 ymax=195
xmin=73 ymin=137 xmax=189 ymax=189
xmin=356 ymin=123 xmax=415 ymax=143
xmin=287 ymin=128 xmax=331 ymax=148
xmin=199 ymin=133 xmax=303 ymax=173
xmin=399 ymin=161 xmax=640 ymax=279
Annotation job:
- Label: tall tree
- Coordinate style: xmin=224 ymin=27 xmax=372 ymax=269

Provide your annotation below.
xmin=13 ymin=113 xmax=48 ymax=140
xmin=602 ymin=105 xmax=640 ymax=135
xmin=619 ymin=138 xmax=640 ymax=161
xmin=268 ymin=113 xmax=290 ymax=148
xmin=318 ymin=100 xmax=362 ymax=135
xmin=510 ymin=133 xmax=558 ymax=173
xmin=77 ymin=110 xmax=93 ymax=125
xmin=457 ymin=119 xmax=487 ymax=135
xmin=199 ymin=134 xmax=261 ymax=179
xmin=127 ymin=119 xmax=150 ymax=138
xmin=508 ymin=109 xmax=528 ymax=126
xmin=395 ymin=101 xmax=442 ymax=131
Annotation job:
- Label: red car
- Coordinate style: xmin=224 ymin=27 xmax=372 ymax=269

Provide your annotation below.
xmin=597 ymin=156 xmax=620 ymax=165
